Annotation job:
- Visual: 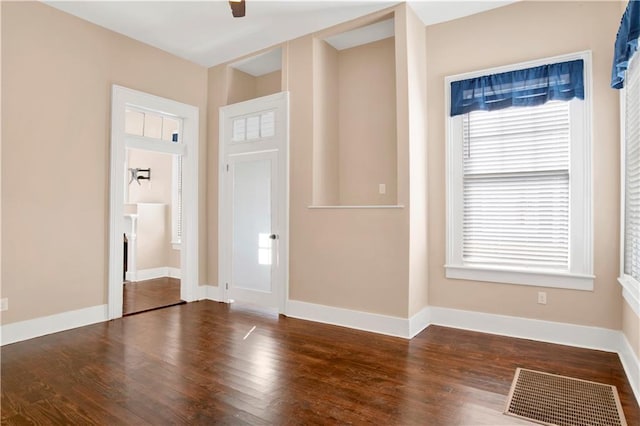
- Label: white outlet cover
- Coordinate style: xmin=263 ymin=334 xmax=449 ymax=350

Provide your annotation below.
xmin=0 ymin=298 xmax=8 ymax=311
xmin=379 ymin=183 xmax=386 ymax=194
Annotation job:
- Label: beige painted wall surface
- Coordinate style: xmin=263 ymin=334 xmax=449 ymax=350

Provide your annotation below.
xmin=426 ymin=1 xmax=622 ymax=329
xmin=206 ymin=64 xmax=227 ymax=286
xmin=401 ymin=5 xmax=429 ymax=316
xmin=338 ymin=37 xmax=397 ymax=206
xmin=1 ymin=1 xmax=207 ymax=324
xmin=288 ymin=19 xmax=410 ymax=317
xmin=227 ymin=68 xmax=256 ymax=105
xmin=622 ymin=299 xmax=640 ymax=358
xmin=255 ymin=70 xmax=282 ymax=98
xmin=312 ymin=39 xmax=340 ymax=206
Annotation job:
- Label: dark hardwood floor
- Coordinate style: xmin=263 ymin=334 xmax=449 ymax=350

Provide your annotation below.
xmin=123 ymin=277 xmax=183 ymax=315
xmin=1 ymin=301 xmax=638 ymax=425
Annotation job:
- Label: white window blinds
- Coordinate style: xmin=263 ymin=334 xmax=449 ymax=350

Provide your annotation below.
xmin=624 ymin=55 xmax=640 ymax=282
xmin=462 ymin=101 xmax=570 ymax=271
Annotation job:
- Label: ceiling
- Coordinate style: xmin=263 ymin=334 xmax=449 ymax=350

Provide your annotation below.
xmin=45 ymin=1 xmax=516 ymax=68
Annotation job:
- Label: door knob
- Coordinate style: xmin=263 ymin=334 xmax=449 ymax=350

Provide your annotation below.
xmin=269 ymin=234 xmax=278 ymax=240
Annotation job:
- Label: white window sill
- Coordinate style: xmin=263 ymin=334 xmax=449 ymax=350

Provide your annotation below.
xmin=172 ymin=242 xmax=181 ymax=250
xmin=445 ymin=264 xmax=594 ymax=291
xmin=618 ymin=275 xmax=640 ymax=317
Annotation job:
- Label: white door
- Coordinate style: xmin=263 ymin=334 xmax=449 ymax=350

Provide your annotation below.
xmin=219 ymin=92 xmax=289 ymax=312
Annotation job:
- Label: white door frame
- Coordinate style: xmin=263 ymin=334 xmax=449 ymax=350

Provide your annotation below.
xmin=108 ymin=85 xmax=199 ymax=320
xmin=218 ymin=92 xmax=289 ymax=314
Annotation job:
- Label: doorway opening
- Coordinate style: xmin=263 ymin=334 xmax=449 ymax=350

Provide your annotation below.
xmin=109 ymin=86 xmax=199 ymax=320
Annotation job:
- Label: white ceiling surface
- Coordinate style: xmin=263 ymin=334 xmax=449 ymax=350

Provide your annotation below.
xmin=231 ymin=47 xmax=283 ymax=76
xmin=324 ymin=18 xmax=394 ymax=51
xmin=45 ymin=1 xmax=516 ymax=68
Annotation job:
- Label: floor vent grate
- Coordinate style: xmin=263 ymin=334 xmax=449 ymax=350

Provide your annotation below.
xmin=504 ymin=368 xmax=627 ymax=426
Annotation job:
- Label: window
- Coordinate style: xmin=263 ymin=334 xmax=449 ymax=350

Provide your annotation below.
xmin=445 ymin=52 xmax=593 ymax=290
xmin=620 ymin=53 xmax=640 ymax=311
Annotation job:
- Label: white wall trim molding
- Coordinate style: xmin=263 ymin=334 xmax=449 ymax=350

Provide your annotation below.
xmin=131 ymin=267 xmax=180 ymax=282
xmin=429 ymin=306 xmax=621 ymax=352
xmin=199 ymin=285 xmax=223 ymax=302
xmin=619 ymin=332 xmax=640 ymax=404
xmin=287 ymin=299 xmax=411 ymax=338
xmin=409 ymin=307 xmax=431 ymax=338
xmin=1 ymin=305 xmax=108 ymax=346
xmin=168 ymin=267 xmax=181 ymax=279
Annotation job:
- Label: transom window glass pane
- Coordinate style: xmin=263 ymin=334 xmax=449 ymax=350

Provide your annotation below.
xmin=231 ymin=110 xmax=276 ymax=142
xmin=124 ymin=109 xmax=181 ymax=142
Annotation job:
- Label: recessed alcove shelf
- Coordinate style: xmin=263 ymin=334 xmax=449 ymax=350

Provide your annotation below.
xmin=312 ymin=15 xmax=398 ymax=208
xmin=226 ymin=47 xmax=283 ymax=105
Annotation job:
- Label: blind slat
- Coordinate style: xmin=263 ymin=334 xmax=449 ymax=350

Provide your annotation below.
xmin=462 ymin=100 xmax=570 ymax=271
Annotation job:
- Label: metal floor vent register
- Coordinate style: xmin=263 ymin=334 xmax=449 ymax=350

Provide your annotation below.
xmin=504 ymin=368 xmax=627 ymax=426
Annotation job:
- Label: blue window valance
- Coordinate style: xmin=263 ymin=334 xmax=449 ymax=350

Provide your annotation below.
xmin=450 ymin=59 xmax=585 ymax=117
xmin=611 ymin=0 xmax=640 ymax=89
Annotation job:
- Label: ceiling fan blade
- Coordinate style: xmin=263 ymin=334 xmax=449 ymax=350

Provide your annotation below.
xmin=229 ymin=0 xmax=245 ymax=18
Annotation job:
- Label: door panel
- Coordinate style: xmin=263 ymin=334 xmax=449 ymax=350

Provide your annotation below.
xmin=232 ymin=155 xmax=274 ymax=295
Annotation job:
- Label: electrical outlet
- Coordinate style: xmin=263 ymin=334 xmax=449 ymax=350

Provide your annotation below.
xmin=537 ymin=292 xmax=547 ymax=305
xmin=0 ymin=298 xmax=8 ymax=312
xmin=379 ymin=183 xmax=386 ymax=195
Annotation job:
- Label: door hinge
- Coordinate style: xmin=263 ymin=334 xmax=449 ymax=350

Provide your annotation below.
xmin=225 ymin=283 xmax=229 ymax=290
xmin=226 ymin=164 xmax=229 ymax=172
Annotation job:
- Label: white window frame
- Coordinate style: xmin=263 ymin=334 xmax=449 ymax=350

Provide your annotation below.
xmin=619 ymin=54 xmax=640 ymax=316
xmin=171 ymin=153 xmax=182 ymax=249
xmin=444 ymin=51 xmax=594 ymax=290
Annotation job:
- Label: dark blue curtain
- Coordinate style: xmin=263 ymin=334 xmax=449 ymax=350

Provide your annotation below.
xmin=611 ymin=0 xmax=640 ymax=89
xmin=450 ymin=60 xmax=584 ymax=117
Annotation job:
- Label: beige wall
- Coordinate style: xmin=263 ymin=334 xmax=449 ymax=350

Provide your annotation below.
xmin=226 ymin=68 xmax=256 ymax=105
xmin=287 ymin=8 xmax=411 ymax=317
xmin=1 ymin=1 xmax=207 ymax=324
xmin=401 ymin=5 xmax=429 ymax=316
xmin=426 ymin=1 xmax=622 ymax=329
xmin=256 ymin=70 xmax=282 ymax=98
xmin=312 ymin=39 xmax=340 ymax=205
xmin=338 ymin=37 xmax=397 ymax=206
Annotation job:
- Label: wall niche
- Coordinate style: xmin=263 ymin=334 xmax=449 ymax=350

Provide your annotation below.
xmin=226 ymin=48 xmax=283 ymax=105
xmin=312 ymin=16 xmax=398 ymax=207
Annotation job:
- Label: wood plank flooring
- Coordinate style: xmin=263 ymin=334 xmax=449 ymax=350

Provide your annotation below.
xmin=2 ymin=301 xmax=638 ymax=425
xmin=123 ymin=277 xmax=183 ymax=315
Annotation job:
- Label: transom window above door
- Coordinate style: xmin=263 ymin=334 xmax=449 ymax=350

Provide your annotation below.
xmin=125 ymin=109 xmax=181 ymax=142
xmin=232 ymin=110 xmax=275 ymax=142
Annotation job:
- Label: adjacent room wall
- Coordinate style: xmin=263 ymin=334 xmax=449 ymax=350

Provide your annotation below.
xmin=1 ymin=1 xmax=207 ymax=324
xmin=426 ymin=0 xmax=623 ymax=329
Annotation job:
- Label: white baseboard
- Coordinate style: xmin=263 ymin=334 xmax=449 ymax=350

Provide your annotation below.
xmin=286 ymin=300 xmax=412 ymax=338
xmin=168 ymin=267 xmax=181 ymax=279
xmin=428 ymin=306 xmax=621 ymax=352
xmin=618 ymin=332 xmax=640 ymax=403
xmin=131 ymin=267 xmax=181 ymax=282
xmin=409 ymin=306 xmax=431 ymax=338
xmin=1 ymin=304 xmax=108 ymax=346
xmin=199 ymin=284 xmax=223 ymax=302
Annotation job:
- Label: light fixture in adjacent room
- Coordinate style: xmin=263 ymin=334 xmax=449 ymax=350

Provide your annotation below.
xmin=229 ymin=0 xmax=246 ymax=18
